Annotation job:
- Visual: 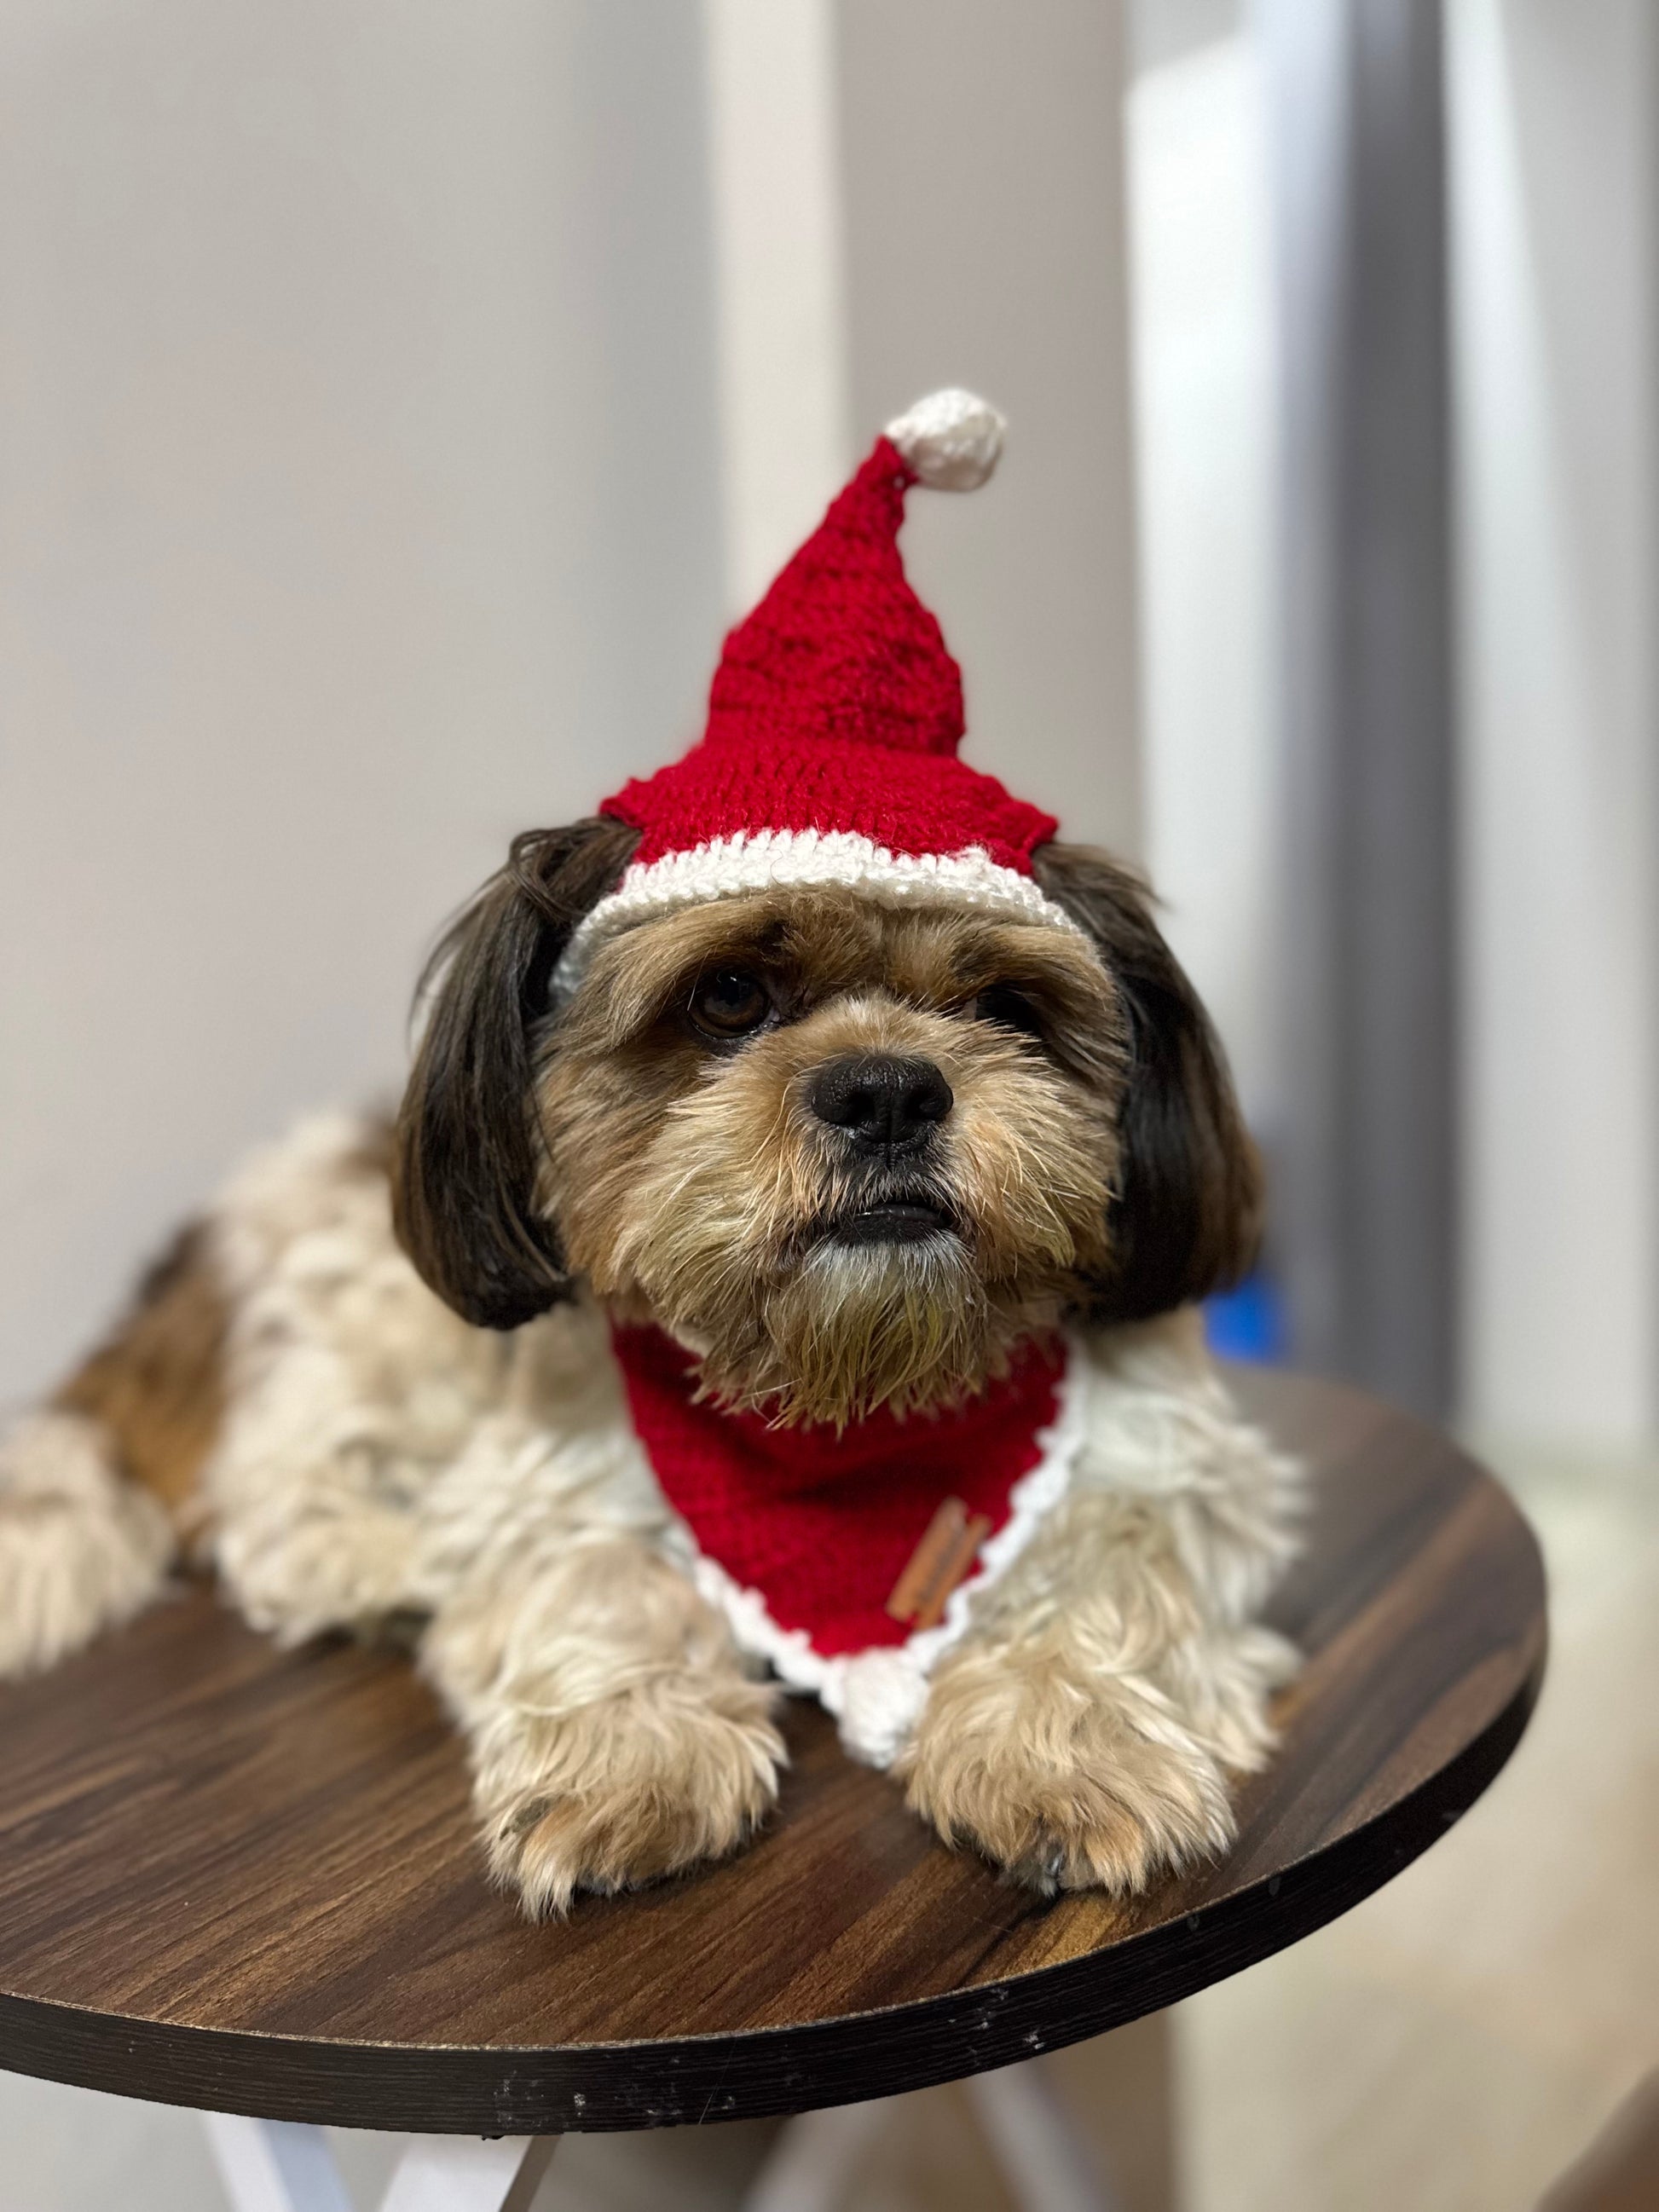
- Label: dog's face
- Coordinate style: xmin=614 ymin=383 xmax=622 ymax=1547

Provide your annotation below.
xmin=537 ymin=888 xmax=1124 ymax=1424
xmin=394 ymin=820 xmax=1260 ymax=1424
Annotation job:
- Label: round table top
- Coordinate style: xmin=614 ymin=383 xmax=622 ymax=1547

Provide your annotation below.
xmin=0 ymin=1368 xmax=1546 ymax=2135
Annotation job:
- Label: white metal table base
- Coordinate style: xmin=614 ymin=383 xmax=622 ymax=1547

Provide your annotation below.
xmin=202 ymin=2053 xmax=1116 ymax=2212
xmin=203 ymin=2115 xmax=558 ymax=2212
xmin=738 ymin=2064 xmax=1118 ymax=2212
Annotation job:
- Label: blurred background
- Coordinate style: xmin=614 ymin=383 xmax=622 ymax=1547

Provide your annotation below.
xmin=2 ymin=2 xmax=1656 ymax=2207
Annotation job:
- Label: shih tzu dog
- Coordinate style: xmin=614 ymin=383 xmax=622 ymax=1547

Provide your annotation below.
xmin=0 ymin=391 xmax=1298 ymax=1917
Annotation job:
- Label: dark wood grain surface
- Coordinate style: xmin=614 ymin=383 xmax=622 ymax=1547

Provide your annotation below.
xmin=0 ymin=1369 xmax=1546 ymax=2133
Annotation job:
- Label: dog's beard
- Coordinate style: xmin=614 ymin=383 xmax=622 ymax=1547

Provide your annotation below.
xmin=569 ymin=1096 xmax=1109 ymax=1429
xmin=692 ymin=1229 xmax=1057 ymax=1429
xmin=598 ymin=1160 xmax=1070 ymax=1428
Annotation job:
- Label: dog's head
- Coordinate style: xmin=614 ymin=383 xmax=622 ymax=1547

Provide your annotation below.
xmin=393 ymin=818 xmax=1259 ymax=1426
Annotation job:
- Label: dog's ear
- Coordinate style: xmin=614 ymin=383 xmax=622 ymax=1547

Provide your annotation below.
xmin=392 ymin=816 xmax=639 ymax=1330
xmin=1032 ymin=840 xmax=1262 ymax=1324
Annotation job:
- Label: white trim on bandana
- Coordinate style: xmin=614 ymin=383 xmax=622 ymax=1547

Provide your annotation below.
xmin=657 ymin=1334 xmax=1092 ymax=1770
xmin=552 ymin=829 xmax=1085 ymax=1000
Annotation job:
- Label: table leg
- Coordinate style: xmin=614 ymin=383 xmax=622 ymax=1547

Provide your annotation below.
xmin=967 ymin=2065 xmax=1119 ymax=2212
xmin=741 ymin=2095 xmax=903 ymax=2212
xmin=378 ymin=2134 xmax=559 ymax=2212
xmin=201 ymin=2113 xmax=558 ymax=2212
xmin=202 ymin=2115 xmax=354 ymax=2212
xmin=742 ymin=2066 xmax=1119 ymax=2212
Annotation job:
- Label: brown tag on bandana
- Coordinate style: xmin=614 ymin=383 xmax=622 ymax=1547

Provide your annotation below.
xmin=886 ymin=1497 xmax=994 ymax=1631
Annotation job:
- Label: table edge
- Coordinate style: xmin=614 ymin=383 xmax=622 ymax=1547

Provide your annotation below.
xmin=0 ymin=1637 xmax=1544 ymax=2134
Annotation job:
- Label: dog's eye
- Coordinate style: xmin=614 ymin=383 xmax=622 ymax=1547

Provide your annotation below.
xmin=974 ymin=985 xmax=1044 ymax=1042
xmin=690 ymin=967 xmax=772 ymax=1040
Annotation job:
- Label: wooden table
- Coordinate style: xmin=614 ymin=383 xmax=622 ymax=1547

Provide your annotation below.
xmin=0 ymin=1370 xmax=1546 ymax=2209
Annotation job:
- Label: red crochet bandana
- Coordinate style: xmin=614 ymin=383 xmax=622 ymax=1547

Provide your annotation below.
xmin=609 ymin=1324 xmax=1067 ymax=1660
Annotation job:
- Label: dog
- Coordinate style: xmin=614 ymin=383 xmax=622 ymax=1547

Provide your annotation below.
xmin=0 ymin=391 xmax=1299 ymax=1917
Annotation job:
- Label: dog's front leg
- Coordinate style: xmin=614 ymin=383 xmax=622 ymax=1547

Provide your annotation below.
xmin=421 ymin=1533 xmax=784 ymax=1917
xmin=899 ymin=1347 xmax=1299 ymax=1896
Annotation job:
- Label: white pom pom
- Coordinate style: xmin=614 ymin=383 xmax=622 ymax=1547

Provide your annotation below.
xmin=884 ymin=388 xmax=1006 ymax=491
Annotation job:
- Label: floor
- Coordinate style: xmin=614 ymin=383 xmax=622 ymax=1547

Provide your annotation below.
xmin=1176 ymin=1440 xmax=1659 ymax=2212
xmin=1 ymin=1440 xmax=1653 ymax=2211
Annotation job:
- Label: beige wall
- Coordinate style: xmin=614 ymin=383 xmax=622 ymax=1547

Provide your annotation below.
xmin=1126 ymin=14 xmax=1280 ymax=1129
xmin=837 ymin=0 xmax=1142 ymax=860
xmin=704 ymin=0 xmax=852 ymax=610
xmin=0 ymin=2 xmax=725 ymax=1406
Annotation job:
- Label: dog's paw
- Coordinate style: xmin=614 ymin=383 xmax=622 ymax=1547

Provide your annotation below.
xmin=217 ymin=1497 xmax=422 ymax=1647
xmin=900 ymin=1654 xmax=1235 ymax=1896
xmin=477 ymin=1679 xmax=784 ymax=1918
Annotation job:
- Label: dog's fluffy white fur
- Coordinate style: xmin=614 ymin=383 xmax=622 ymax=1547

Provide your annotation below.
xmin=0 ymin=1109 xmax=1298 ymax=1911
xmin=0 ymin=1410 xmax=173 ymax=1680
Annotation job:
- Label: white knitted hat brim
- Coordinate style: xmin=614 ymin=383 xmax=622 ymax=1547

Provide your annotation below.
xmin=552 ymin=829 xmax=1084 ymax=1002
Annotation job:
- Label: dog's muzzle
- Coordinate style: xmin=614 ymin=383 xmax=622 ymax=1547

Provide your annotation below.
xmin=803 ymin=1053 xmax=959 ymax=1247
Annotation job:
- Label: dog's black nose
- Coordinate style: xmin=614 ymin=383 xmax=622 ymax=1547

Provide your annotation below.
xmin=807 ymin=1054 xmax=953 ymax=1152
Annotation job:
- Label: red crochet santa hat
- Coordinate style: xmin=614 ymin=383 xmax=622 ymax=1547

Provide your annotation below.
xmin=558 ymin=389 xmax=1081 ymax=983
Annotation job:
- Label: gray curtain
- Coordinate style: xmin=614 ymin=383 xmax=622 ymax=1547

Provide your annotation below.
xmin=1258 ymin=0 xmax=1458 ymax=1418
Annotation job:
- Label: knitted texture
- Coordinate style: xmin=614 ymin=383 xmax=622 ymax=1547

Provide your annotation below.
xmin=715 ymin=440 xmax=959 ymax=757
xmin=611 ymin=1323 xmax=1065 ymax=1660
xmin=599 ymin=431 xmax=1059 ymax=879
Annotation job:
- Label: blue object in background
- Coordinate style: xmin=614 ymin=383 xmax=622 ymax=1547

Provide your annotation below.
xmin=1204 ymin=1271 xmax=1286 ymax=1363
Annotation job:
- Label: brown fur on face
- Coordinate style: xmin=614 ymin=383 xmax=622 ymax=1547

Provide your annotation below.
xmin=394 ymin=825 xmax=1262 ymax=1418
xmin=538 ymin=891 xmax=1128 ymax=1425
